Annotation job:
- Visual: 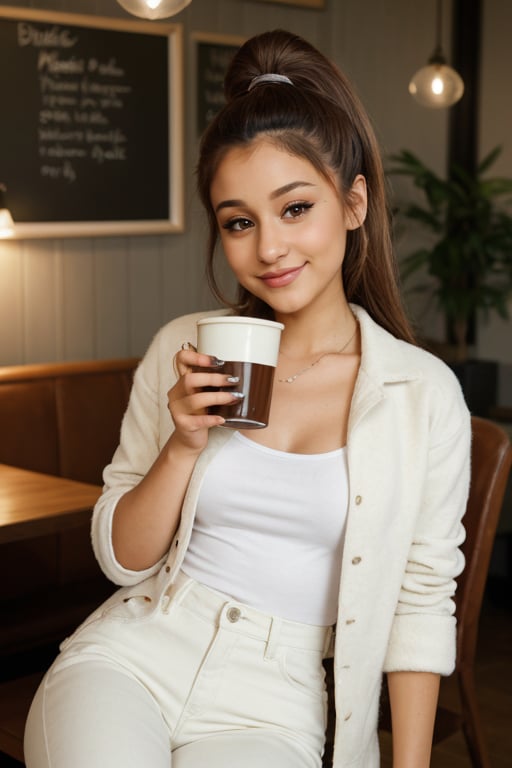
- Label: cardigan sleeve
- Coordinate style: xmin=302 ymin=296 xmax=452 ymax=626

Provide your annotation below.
xmin=90 ymin=309 xmax=227 ymax=586
xmin=91 ymin=323 xmax=178 ymax=586
xmin=383 ymin=372 xmax=471 ymax=676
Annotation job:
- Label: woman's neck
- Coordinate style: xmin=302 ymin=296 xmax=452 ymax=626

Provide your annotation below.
xmin=276 ymin=302 xmax=357 ymax=360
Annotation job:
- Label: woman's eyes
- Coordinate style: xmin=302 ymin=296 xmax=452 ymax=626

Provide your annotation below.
xmin=222 ymin=217 xmax=253 ymax=232
xmin=283 ymin=201 xmax=314 ymax=219
xmin=221 ymin=201 xmax=314 ymax=232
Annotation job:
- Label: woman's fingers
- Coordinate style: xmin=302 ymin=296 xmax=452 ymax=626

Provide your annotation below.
xmin=169 ymin=386 xmax=243 ymax=438
xmin=169 ymin=380 xmax=243 ymax=418
xmin=181 ymin=387 xmax=243 ymax=411
xmin=167 ymin=345 xmax=242 ymax=451
xmin=174 ymin=347 xmax=223 ymax=378
xmin=168 ymin=348 xmax=243 ymax=428
xmin=180 ymin=370 xmax=239 ymax=393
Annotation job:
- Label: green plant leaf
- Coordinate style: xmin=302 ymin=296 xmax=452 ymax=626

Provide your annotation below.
xmin=477 ymin=146 xmax=502 ymax=175
xmin=387 ymin=145 xmax=512 ymax=340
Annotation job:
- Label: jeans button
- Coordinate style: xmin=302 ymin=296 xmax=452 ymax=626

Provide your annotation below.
xmin=227 ymin=606 xmax=241 ymax=623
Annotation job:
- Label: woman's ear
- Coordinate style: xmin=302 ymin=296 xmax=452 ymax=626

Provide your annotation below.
xmin=346 ymin=174 xmax=367 ymax=231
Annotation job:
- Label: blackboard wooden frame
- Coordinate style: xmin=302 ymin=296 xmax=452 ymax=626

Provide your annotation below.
xmin=192 ymin=32 xmax=245 ymax=137
xmin=250 ymin=0 xmax=325 ymax=7
xmin=0 ymin=6 xmax=184 ymax=238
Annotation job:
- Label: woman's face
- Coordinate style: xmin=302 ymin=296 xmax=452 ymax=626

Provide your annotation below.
xmin=210 ymin=139 xmax=366 ymax=320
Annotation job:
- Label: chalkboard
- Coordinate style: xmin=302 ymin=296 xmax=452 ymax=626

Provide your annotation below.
xmin=193 ymin=33 xmax=245 ymax=136
xmin=0 ymin=7 xmax=184 ymax=238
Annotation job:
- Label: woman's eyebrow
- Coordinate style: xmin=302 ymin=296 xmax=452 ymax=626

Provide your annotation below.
xmin=215 ymin=198 xmax=244 ymax=213
xmin=215 ymin=181 xmax=316 ymax=213
xmin=270 ymin=180 xmax=315 ymax=200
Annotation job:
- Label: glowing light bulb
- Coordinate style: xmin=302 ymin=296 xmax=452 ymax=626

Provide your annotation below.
xmin=431 ymin=76 xmax=444 ymax=95
xmin=116 ymin=0 xmax=191 ymax=20
xmin=409 ymin=61 xmax=464 ymax=108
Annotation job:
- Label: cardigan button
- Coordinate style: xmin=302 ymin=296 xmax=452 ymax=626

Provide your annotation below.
xmin=344 ymin=712 xmax=352 ymax=722
xmin=352 ymin=556 xmax=362 ymax=565
xmin=165 ymin=565 xmax=171 ymax=573
xmin=355 ymin=495 xmax=362 ymax=505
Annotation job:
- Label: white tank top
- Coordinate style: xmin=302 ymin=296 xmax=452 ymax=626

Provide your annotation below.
xmin=182 ymin=432 xmax=348 ymax=625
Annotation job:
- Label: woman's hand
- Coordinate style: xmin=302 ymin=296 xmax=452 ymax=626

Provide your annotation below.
xmin=168 ymin=345 xmax=242 ymax=453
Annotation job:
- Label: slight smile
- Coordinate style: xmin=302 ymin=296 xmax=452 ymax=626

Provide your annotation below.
xmin=259 ymin=264 xmax=306 ymax=288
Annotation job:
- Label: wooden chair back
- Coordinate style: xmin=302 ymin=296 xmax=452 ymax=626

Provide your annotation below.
xmin=455 ymin=417 xmax=512 ymax=667
xmin=437 ymin=416 xmax=512 ymax=766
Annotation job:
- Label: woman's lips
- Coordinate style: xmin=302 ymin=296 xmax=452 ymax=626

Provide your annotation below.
xmin=259 ymin=264 xmax=305 ymax=288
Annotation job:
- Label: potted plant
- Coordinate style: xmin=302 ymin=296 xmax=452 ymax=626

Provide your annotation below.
xmin=388 ymin=146 xmax=512 ymax=415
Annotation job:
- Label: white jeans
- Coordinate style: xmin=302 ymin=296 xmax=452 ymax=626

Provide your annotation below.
xmin=24 ymin=572 xmax=332 ymax=767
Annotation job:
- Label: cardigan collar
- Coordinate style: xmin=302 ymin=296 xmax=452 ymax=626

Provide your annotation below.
xmin=348 ymin=305 xmax=421 ymax=433
xmin=351 ymin=304 xmax=421 ymax=386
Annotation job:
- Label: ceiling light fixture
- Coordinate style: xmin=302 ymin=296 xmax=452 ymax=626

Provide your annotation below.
xmin=409 ymin=0 xmax=464 ymax=108
xmin=116 ymin=0 xmax=192 ymax=20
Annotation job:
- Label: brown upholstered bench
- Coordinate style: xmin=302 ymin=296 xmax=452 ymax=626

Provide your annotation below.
xmin=0 ymin=358 xmax=139 ymax=763
xmin=0 ymin=358 xmax=138 ymax=663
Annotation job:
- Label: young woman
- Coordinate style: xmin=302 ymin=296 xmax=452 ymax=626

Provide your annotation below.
xmin=24 ymin=29 xmax=470 ymax=768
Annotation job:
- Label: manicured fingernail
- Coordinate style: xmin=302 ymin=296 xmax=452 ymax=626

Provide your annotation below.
xmin=226 ymin=376 xmax=240 ymax=383
xmin=210 ymin=356 xmax=225 ymax=366
xmin=230 ymin=392 xmax=245 ymax=400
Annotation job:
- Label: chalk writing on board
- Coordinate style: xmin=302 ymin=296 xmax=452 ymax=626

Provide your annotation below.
xmin=0 ymin=8 xmax=182 ymax=234
xmin=14 ymin=22 xmax=133 ymax=186
xmin=196 ymin=40 xmax=241 ymax=134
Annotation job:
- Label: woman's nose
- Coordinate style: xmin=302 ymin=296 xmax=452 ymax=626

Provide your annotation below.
xmin=256 ymin=223 xmax=289 ymax=263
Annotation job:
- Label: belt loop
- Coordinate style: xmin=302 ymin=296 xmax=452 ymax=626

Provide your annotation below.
xmin=161 ymin=572 xmax=194 ymax=614
xmin=264 ymin=616 xmax=282 ymax=660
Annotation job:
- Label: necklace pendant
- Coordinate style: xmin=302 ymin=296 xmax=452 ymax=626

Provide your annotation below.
xmin=286 ymin=376 xmax=295 ymax=383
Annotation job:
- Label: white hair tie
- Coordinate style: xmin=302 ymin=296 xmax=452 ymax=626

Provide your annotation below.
xmin=248 ymin=73 xmax=294 ymax=91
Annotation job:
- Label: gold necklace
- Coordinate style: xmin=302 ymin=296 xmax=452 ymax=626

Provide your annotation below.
xmin=277 ymin=324 xmax=358 ymax=384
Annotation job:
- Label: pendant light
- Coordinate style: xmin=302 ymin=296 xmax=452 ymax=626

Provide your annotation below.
xmin=116 ymin=0 xmax=192 ymax=20
xmin=409 ymin=0 xmax=464 ymax=108
xmin=0 ymin=185 xmax=15 ymax=239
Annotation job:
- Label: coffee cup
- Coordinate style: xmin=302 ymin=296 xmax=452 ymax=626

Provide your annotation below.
xmin=196 ymin=316 xmax=284 ymax=429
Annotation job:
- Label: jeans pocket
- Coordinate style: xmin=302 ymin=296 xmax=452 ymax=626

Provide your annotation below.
xmin=101 ymin=593 xmax=156 ymax=621
xmin=278 ymin=647 xmax=327 ymax=700
xmin=59 ymin=584 xmax=158 ymax=652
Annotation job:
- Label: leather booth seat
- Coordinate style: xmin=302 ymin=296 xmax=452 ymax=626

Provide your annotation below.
xmin=0 ymin=358 xmax=139 ymax=675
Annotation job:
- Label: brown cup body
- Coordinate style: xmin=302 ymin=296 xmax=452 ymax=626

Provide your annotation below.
xmin=208 ymin=361 xmax=275 ymax=429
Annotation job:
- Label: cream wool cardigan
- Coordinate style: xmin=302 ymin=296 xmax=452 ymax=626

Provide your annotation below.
xmin=90 ymin=304 xmax=471 ymax=767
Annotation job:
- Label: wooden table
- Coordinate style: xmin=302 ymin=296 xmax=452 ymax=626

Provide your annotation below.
xmin=0 ymin=466 xmax=103 ymax=761
xmin=0 ymin=464 xmax=102 ymax=544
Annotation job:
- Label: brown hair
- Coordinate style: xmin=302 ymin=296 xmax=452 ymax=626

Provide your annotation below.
xmin=197 ymin=29 xmax=415 ymax=343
